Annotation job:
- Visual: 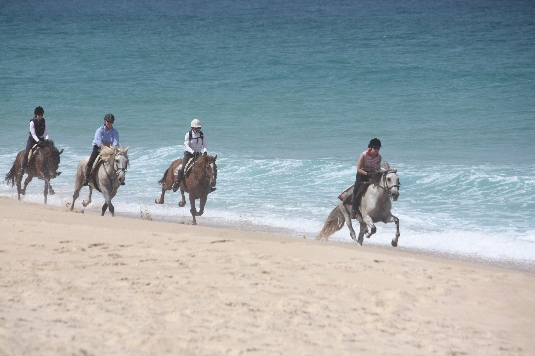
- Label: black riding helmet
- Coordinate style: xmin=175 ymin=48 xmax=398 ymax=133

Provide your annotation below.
xmin=34 ymin=106 xmax=44 ymax=116
xmin=368 ymin=138 xmax=382 ymax=148
xmin=104 ymin=113 xmax=115 ymax=123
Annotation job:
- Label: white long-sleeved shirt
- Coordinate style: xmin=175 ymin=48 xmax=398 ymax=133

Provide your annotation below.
xmin=184 ymin=130 xmax=207 ymax=154
xmin=30 ymin=120 xmax=49 ymax=141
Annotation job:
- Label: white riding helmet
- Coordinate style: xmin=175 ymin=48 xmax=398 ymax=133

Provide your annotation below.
xmin=191 ymin=119 xmax=202 ymax=128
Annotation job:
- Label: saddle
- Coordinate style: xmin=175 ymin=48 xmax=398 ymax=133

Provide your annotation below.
xmin=26 ymin=144 xmax=40 ymax=163
xmin=338 ymin=182 xmax=373 ymax=219
xmin=173 ymin=155 xmax=199 ymax=179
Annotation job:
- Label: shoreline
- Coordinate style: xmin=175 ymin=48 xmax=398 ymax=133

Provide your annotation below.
xmin=119 ymin=203 xmax=535 ymax=274
xmin=3 ymin=194 xmax=534 ymax=274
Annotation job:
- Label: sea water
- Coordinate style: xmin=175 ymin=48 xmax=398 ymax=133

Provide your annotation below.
xmin=1 ymin=0 xmax=534 ymax=267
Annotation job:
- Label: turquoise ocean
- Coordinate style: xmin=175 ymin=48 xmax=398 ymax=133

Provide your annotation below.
xmin=1 ymin=0 xmax=534 ymax=268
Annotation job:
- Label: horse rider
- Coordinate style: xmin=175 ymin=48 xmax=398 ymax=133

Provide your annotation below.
xmin=172 ymin=118 xmax=213 ymax=192
xmin=351 ymin=138 xmax=382 ymax=218
xmin=82 ymin=113 xmax=120 ymax=186
xmin=21 ymin=106 xmax=49 ymax=174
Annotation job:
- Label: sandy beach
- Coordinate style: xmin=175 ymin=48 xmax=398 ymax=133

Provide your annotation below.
xmin=1 ymin=196 xmax=534 ymax=355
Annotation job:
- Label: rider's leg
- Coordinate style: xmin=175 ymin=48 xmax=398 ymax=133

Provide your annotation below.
xmin=351 ymin=173 xmax=369 ymax=217
xmin=83 ymin=145 xmax=100 ymax=186
xmin=21 ymin=137 xmax=36 ymax=173
xmin=172 ymin=151 xmax=193 ymax=192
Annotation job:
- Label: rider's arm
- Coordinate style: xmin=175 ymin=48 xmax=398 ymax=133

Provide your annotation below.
xmin=202 ymin=135 xmax=207 ymax=154
xmin=356 ymin=153 xmax=368 ymax=175
xmin=43 ymin=121 xmax=49 ymax=140
xmin=112 ymin=128 xmax=119 ymax=146
xmin=184 ymin=132 xmax=194 ymax=154
xmin=92 ymin=127 xmax=104 ymax=148
xmin=30 ymin=121 xmax=40 ymax=142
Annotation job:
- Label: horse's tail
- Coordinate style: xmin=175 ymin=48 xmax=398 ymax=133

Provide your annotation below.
xmin=4 ymin=161 xmax=17 ymax=187
xmin=316 ymin=204 xmax=345 ymax=240
xmin=158 ymin=168 xmax=169 ymax=185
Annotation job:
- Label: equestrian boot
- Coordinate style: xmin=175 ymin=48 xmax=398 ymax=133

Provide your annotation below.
xmin=350 ymin=183 xmax=361 ymax=219
xmin=82 ymin=167 xmax=91 ymax=186
xmin=172 ymin=170 xmax=184 ymax=192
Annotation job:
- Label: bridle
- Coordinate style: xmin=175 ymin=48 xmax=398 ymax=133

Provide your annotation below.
xmin=103 ymin=151 xmax=128 ymax=184
xmin=192 ymin=157 xmax=217 ymax=190
xmin=377 ymin=170 xmax=400 ymax=197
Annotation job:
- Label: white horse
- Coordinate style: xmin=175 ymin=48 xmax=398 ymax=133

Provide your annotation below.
xmin=317 ymin=163 xmax=401 ymax=246
xmin=69 ymin=146 xmax=129 ymax=216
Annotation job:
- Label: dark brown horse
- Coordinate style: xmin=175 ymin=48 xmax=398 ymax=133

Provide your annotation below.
xmin=4 ymin=140 xmax=64 ymax=204
xmin=155 ymin=154 xmax=217 ymax=225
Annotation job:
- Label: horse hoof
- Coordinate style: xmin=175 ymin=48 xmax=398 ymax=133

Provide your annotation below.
xmin=358 ymin=239 xmax=363 ymax=246
xmin=155 ymin=198 xmax=162 ymax=204
xmin=391 ymin=240 xmax=398 ymax=247
xmin=350 ymin=232 xmax=356 ymax=241
xmin=49 ymin=190 xmax=55 ymax=195
xmin=178 ymin=201 xmax=186 ymax=207
xmin=82 ymin=200 xmax=89 ymax=207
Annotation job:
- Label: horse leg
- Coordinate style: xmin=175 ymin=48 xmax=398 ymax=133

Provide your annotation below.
xmin=389 ymin=214 xmax=400 ymax=247
xmin=178 ymin=189 xmax=186 ymax=207
xmin=357 ymin=222 xmax=367 ymax=246
xmin=155 ymin=186 xmax=166 ymax=204
xmin=82 ymin=186 xmax=93 ymax=207
xmin=101 ymin=189 xmax=114 ymax=217
xmin=189 ymin=196 xmax=198 ymax=225
xmin=340 ymin=203 xmax=357 ymax=241
xmin=71 ymin=174 xmax=83 ymax=211
xmin=48 ymin=183 xmax=55 ymax=195
xmin=21 ymin=175 xmax=33 ymax=196
xmin=197 ymin=195 xmax=207 ymax=216
xmin=44 ymin=180 xmax=49 ymax=205
xmin=101 ymin=202 xmax=109 ymax=216
xmin=363 ymin=215 xmax=376 ymax=239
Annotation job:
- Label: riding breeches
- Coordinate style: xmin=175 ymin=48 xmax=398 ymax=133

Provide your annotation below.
xmin=351 ymin=173 xmax=370 ymax=212
xmin=176 ymin=151 xmax=194 ymax=181
xmin=22 ymin=136 xmax=38 ymax=168
xmin=86 ymin=145 xmax=100 ymax=176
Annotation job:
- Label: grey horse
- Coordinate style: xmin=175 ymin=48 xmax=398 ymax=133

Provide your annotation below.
xmin=69 ymin=146 xmax=129 ymax=216
xmin=317 ymin=163 xmax=401 ymax=246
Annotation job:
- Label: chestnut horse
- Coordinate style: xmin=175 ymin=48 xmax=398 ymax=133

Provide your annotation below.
xmin=4 ymin=140 xmax=64 ymax=204
xmin=155 ymin=154 xmax=217 ymax=225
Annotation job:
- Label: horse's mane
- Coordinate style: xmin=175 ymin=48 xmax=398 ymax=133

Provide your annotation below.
xmin=41 ymin=139 xmax=57 ymax=150
xmin=99 ymin=145 xmax=129 ymax=162
xmin=379 ymin=162 xmax=392 ymax=171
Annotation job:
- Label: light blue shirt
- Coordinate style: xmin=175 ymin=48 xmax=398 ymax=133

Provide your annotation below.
xmin=92 ymin=125 xmax=119 ymax=147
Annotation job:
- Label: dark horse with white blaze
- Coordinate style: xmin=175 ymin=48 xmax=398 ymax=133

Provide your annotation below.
xmin=155 ymin=154 xmax=217 ymax=225
xmin=4 ymin=140 xmax=63 ymax=204
xmin=317 ymin=163 xmax=401 ymax=246
xmin=69 ymin=145 xmax=129 ymax=216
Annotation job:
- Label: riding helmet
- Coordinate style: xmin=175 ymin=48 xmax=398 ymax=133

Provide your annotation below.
xmin=191 ymin=119 xmax=202 ymax=128
xmin=34 ymin=106 xmax=44 ymax=116
xmin=368 ymin=138 xmax=382 ymax=148
xmin=104 ymin=113 xmax=115 ymax=123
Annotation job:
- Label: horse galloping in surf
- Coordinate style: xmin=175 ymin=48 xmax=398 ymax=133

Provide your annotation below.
xmin=4 ymin=140 xmax=64 ymax=204
xmin=317 ymin=163 xmax=401 ymax=246
xmin=155 ymin=154 xmax=217 ymax=225
xmin=69 ymin=145 xmax=129 ymax=216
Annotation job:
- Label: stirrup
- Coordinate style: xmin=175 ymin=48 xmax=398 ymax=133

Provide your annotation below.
xmin=82 ymin=177 xmax=89 ymax=186
xmin=172 ymin=180 xmax=180 ymax=192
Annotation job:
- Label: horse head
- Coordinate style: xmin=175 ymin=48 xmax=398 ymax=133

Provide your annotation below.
xmin=114 ymin=146 xmax=129 ymax=184
xmin=383 ymin=170 xmax=400 ymax=201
